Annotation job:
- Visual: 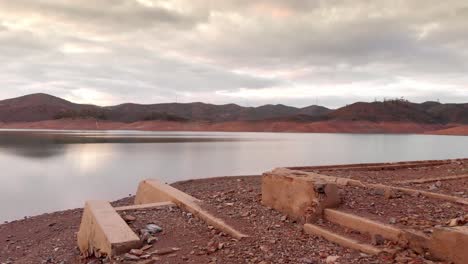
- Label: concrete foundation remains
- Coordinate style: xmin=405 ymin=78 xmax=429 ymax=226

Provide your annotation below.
xmin=262 ymin=165 xmax=468 ymax=264
xmin=135 ymin=179 xmax=248 ymax=239
xmin=429 ymin=226 xmax=468 ymax=264
xmin=262 ymin=168 xmax=341 ymax=222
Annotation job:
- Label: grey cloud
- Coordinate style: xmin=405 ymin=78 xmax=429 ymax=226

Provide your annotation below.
xmin=0 ymin=0 xmax=208 ymax=33
xmin=0 ymin=0 xmax=468 ymax=107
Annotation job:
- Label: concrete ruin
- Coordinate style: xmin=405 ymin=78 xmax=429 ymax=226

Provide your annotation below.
xmin=77 ymin=180 xmax=246 ymax=259
xmin=261 ymin=168 xmax=341 ymax=222
xmin=262 ymin=160 xmax=468 ymax=264
xmin=76 ymin=159 xmax=467 ymax=263
xmin=77 ymin=201 xmax=142 ymax=257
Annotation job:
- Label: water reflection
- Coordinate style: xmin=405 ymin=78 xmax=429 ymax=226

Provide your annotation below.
xmin=1 ymin=130 xmax=467 ymax=222
xmin=0 ymin=133 xmax=67 ymax=159
xmin=0 ymin=130 xmax=248 ymax=159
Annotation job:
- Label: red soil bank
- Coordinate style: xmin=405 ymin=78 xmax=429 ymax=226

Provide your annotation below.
xmin=0 ymin=119 xmax=461 ymax=134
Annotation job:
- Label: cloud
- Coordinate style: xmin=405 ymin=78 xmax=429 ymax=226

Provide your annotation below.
xmin=0 ymin=0 xmax=467 ymax=107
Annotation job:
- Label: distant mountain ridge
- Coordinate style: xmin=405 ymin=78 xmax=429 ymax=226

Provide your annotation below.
xmin=1 ymin=93 xmax=468 ymax=125
xmin=0 ymin=93 xmax=331 ymax=123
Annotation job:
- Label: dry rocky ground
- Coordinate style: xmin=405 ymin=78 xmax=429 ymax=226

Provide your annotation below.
xmin=1 ymin=161 xmax=467 ymax=264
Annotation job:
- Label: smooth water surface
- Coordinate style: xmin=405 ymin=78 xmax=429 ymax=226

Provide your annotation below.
xmin=1 ymin=129 xmax=467 ymax=222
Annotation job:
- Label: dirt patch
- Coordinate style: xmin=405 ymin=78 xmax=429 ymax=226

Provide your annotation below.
xmin=399 ymin=179 xmax=468 ymax=198
xmin=340 ymin=186 xmax=467 ymax=232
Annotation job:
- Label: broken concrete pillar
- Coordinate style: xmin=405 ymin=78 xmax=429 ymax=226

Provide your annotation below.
xmin=261 ymin=168 xmax=341 ymax=222
xmin=429 ymin=226 xmax=468 ymax=264
xmin=77 ymin=200 xmax=142 ymax=258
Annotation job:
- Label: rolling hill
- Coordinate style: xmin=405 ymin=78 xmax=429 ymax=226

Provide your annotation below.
xmin=1 ymin=94 xmax=468 ymax=134
xmin=0 ymin=93 xmax=331 ymax=123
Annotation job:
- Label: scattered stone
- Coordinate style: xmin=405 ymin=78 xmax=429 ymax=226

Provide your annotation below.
xmin=299 ymin=257 xmax=315 ymax=264
xmin=141 ymin=244 xmax=152 ymax=251
xmin=130 ymin=248 xmax=144 ymax=256
xmin=389 ymin=217 xmax=397 ymax=224
xmin=373 ymin=188 xmax=386 ymax=196
xmin=447 ymin=216 xmax=466 ymax=227
xmin=151 ymin=247 xmax=181 ymax=256
xmin=435 ymin=181 xmax=442 ymax=188
xmin=145 ymin=224 xmax=162 ymax=234
xmin=325 ymin=255 xmax=340 ymax=263
xmin=123 ymin=215 xmax=137 ymax=222
xmin=140 ymin=254 xmax=151 ymax=259
xmin=147 ymin=236 xmax=158 ymax=244
xmin=371 ymin=234 xmax=385 ymax=246
xmin=124 ymin=253 xmax=140 ymax=261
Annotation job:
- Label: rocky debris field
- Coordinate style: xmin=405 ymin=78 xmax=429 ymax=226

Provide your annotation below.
xmin=400 ymin=179 xmax=468 ymax=198
xmin=340 ymin=185 xmax=467 ymax=233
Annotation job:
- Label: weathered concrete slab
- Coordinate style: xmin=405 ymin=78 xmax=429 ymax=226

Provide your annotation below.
xmin=303 ymin=223 xmax=382 ymax=255
xmin=77 ymin=200 xmax=142 ymax=258
xmin=262 ymin=168 xmax=340 ymax=222
xmin=324 ymin=209 xmax=403 ymax=242
xmin=114 ymin=201 xmax=175 ymax=211
xmin=288 ymin=159 xmax=458 ymax=172
xmin=429 ymin=226 xmax=468 ymax=264
xmin=397 ymin=174 xmax=468 ymax=184
xmin=135 ymin=179 xmax=248 ymax=239
xmin=284 ymin=168 xmax=468 ymax=205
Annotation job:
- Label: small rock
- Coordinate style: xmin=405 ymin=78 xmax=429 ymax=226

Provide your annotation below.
xmin=371 ymin=234 xmax=384 ymax=246
xmin=141 ymin=244 xmax=152 ymax=251
xmin=140 ymin=254 xmax=151 ymax=259
xmin=145 ymin=224 xmax=162 ymax=234
xmin=299 ymin=257 xmax=316 ymax=264
xmin=123 ymin=215 xmax=137 ymax=222
xmin=152 ymin=247 xmax=181 ymax=256
xmin=389 ymin=217 xmax=397 ymax=224
xmin=130 ymin=248 xmax=144 ymax=256
xmin=124 ymin=253 xmax=140 ymax=261
xmin=435 ymin=181 xmax=442 ymax=188
xmin=147 ymin=236 xmax=158 ymax=244
xmin=325 ymin=255 xmax=340 ymax=263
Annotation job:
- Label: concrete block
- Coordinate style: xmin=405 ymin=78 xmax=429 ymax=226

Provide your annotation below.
xmin=262 ymin=169 xmax=340 ymax=222
xmin=429 ymin=226 xmax=468 ymax=264
xmin=303 ymin=223 xmax=382 ymax=255
xmin=324 ymin=209 xmax=403 ymax=242
xmin=77 ymin=200 xmax=142 ymax=258
xmin=135 ymin=179 xmax=248 ymax=239
xmin=114 ymin=201 xmax=175 ymax=211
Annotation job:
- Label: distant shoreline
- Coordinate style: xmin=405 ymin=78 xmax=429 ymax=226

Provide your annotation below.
xmin=0 ymin=118 xmax=467 ymax=135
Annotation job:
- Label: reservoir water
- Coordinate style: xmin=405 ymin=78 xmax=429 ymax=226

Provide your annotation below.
xmin=1 ymin=129 xmax=467 ymax=222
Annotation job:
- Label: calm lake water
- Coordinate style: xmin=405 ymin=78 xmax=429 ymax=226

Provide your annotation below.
xmin=1 ymin=129 xmax=468 ymax=222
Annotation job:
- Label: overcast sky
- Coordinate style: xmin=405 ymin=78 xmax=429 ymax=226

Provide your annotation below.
xmin=0 ymin=0 xmax=467 ymax=108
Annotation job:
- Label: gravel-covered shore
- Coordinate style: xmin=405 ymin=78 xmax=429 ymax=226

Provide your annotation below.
xmin=1 ymin=161 xmax=467 ymax=264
